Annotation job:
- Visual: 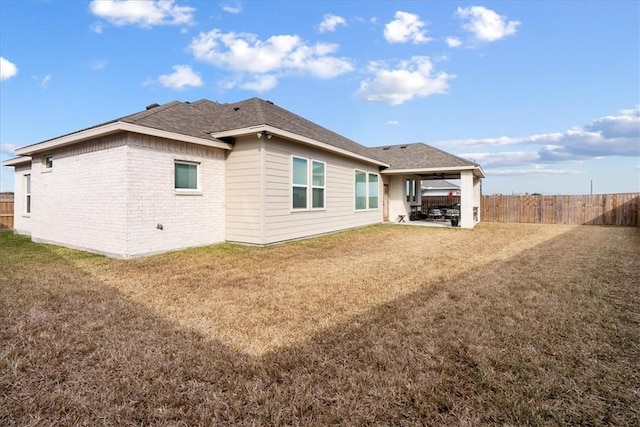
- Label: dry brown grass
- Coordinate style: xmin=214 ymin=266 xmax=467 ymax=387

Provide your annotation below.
xmin=1 ymin=223 xmax=638 ymax=425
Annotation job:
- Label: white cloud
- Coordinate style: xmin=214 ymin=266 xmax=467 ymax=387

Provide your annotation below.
xmin=355 ymin=56 xmax=453 ymax=105
xmin=40 ymin=75 xmax=51 ymax=88
xmin=90 ymin=21 xmax=104 ymax=34
xmin=585 ymin=106 xmax=640 ymax=139
xmin=157 ymin=65 xmax=203 ymax=89
xmin=445 ymin=37 xmax=462 ymax=48
xmin=90 ymin=59 xmax=108 ymax=70
xmin=456 ymin=151 xmax=540 ymax=168
xmin=221 ymin=2 xmax=242 ymax=14
xmin=456 ymin=6 xmax=520 ymax=42
xmin=31 ymin=74 xmax=51 ymax=88
xmin=486 ymin=167 xmax=584 ymax=177
xmin=0 ymin=57 xmax=18 ymax=81
xmin=386 ymin=120 xmax=400 ymax=126
xmin=384 ymin=11 xmax=431 ymax=44
xmin=319 ymin=14 xmax=347 ymax=33
xmin=436 ymin=106 xmax=640 ymax=171
xmin=442 ymin=107 xmax=640 ymax=158
xmin=300 ymin=54 xmax=354 ymax=79
xmin=188 ymin=29 xmax=353 ymax=92
xmin=89 ymin=0 xmax=195 ymax=28
xmin=240 ymin=75 xmax=278 ymax=92
xmin=0 ymin=142 xmax=20 ymax=157
xmin=435 ymin=133 xmax=565 ymax=148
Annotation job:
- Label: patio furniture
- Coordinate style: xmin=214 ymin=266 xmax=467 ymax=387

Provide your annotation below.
xmin=409 ymin=205 xmax=424 ymax=220
xmin=427 ymin=208 xmax=443 ymax=221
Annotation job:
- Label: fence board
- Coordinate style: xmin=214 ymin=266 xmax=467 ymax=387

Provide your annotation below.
xmin=421 ymin=196 xmax=461 ymax=212
xmin=0 ymin=193 xmax=14 ymax=230
xmin=481 ymin=193 xmax=639 ymax=226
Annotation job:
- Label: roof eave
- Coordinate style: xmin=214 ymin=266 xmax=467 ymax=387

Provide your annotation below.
xmin=381 ymin=165 xmax=486 ymax=179
xmin=15 ymin=122 xmax=233 ymax=156
xmin=2 ymin=156 xmax=32 ymax=167
xmin=211 ymin=125 xmax=390 ymax=168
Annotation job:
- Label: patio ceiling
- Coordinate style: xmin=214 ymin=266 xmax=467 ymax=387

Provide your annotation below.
xmin=379 ymin=166 xmax=485 ymax=179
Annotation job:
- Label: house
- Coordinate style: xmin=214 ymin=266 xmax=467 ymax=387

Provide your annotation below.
xmin=421 ymin=180 xmax=460 ymax=197
xmin=3 ymin=98 xmax=484 ymax=258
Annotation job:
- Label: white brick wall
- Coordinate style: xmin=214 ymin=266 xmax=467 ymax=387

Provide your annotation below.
xmin=387 ymin=175 xmax=421 ymax=223
xmin=25 ymin=133 xmax=226 ymax=258
xmin=460 ymin=170 xmax=474 ymax=228
xmin=125 ymin=134 xmax=226 ymax=257
xmin=30 ymin=135 xmax=129 ymax=256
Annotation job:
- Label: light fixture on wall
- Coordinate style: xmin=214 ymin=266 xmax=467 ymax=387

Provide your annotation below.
xmin=257 ymin=130 xmax=272 ymax=139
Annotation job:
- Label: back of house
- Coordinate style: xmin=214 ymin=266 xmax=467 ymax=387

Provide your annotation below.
xmin=3 ymin=98 xmax=484 ymax=258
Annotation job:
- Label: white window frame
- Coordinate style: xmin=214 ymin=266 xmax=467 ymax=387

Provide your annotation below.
xmin=355 ymin=170 xmax=380 ymax=211
xmin=43 ymin=155 xmax=53 ymax=171
xmin=406 ymin=178 xmax=418 ymax=203
xmin=174 ymin=160 xmax=200 ymax=193
xmin=291 ymin=156 xmax=326 ymax=211
xmin=355 ymin=170 xmax=367 ymax=211
xmin=368 ymin=173 xmax=379 ymax=209
xmin=311 ymin=160 xmax=326 ymax=210
xmin=292 ymin=156 xmax=309 ymax=210
xmin=25 ymin=174 xmax=31 ymax=214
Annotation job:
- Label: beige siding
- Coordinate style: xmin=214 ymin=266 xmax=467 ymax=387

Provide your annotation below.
xmin=225 ymin=137 xmax=264 ymax=244
xmin=262 ymin=138 xmax=382 ymax=244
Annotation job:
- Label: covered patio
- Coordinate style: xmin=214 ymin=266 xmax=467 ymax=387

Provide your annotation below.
xmin=370 ymin=144 xmax=485 ymax=229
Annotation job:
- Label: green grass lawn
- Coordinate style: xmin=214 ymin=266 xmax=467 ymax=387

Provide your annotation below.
xmin=1 ymin=223 xmax=638 ymax=425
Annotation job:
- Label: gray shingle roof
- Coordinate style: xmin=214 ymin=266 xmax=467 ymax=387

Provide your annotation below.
xmin=367 ymin=143 xmax=479 ymax=170
xmin=19 ymin=97 xmax=482 ymax=173
xmin=422 ymin=180 xmax=460 ymax=189
xmin=119 ymin=100 xmax=223 ymax=140
xmin=113 ymin=97 xmax=382 ymax=162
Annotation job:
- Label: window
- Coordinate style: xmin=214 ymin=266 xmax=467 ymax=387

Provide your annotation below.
xmin=406 ymin=179 xmax=411 ymax=202
xmin=292 ymin=157 xmax=325 ymax=210
xmin=368 ymin=173 xmax=379 ymax=209
xmin=355 ymin=171 xmax=367 ymax=210
xmin=406 ymin=178 xmax=417 ymax=203
xmin=355 ymin=170 xmax=379 ymax=210
xmin=44 ymin=156 xmax=53 ymax=169
xmin=311 ymin=161 xmax=325 ymax=209
xmin=25 ymin=174 xmax=31 ymax=214
xmin=174 ymin=161 xmax=199 ymax=190
xmin=292 ymin=157 xmax=308 ymax=209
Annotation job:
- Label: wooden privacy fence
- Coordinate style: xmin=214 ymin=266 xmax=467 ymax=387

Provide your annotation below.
xmin=481 ymin=193 xmax=640 ymax=226
xmin=0 ymin=193 xmax=14 ymax=230
xmin=422 ymin=196 xmax=461 ymax=211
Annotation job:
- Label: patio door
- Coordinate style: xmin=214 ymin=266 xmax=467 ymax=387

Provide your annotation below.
xmin=383 ymin=184 xmax=389 ymax=221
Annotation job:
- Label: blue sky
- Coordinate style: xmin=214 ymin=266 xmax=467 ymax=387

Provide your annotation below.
xmin=1 ymin=0 xmax=638 ymax=195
